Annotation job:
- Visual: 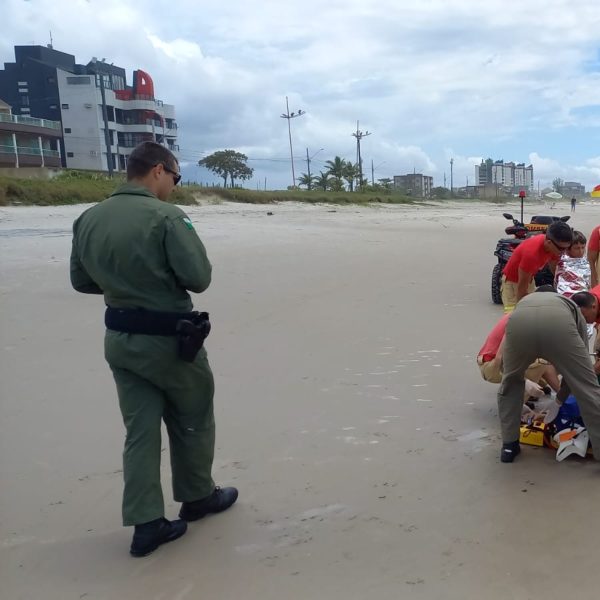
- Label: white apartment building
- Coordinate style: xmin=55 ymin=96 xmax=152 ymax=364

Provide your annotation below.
xmin=477 ymin=159 xmax=533 ymax=192
xmin=57 ymin=66 xmax=177 ymax=172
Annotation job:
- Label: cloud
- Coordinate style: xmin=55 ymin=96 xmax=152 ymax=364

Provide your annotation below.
xmin=4 ymin=0 xmax=600 ymax=189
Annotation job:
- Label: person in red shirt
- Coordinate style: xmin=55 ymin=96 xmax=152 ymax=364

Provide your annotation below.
xmin=501 ymin=221 xmax=572 ymax=312
xmin=590 ymin=283 xmax=600 ymax=321
xmin=588 ymin=225 xmax=600 ymax=287
xmin=477 ymin=313 xmax=559 ymax=390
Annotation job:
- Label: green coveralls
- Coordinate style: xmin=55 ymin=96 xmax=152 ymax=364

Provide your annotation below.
xmin=498 ymin=292 xmax=600 ymax=458
xmin=70 ymin=183 xmax=216 ymax=525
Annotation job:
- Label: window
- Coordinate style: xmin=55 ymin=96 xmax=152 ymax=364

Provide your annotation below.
xmin=21 ymin=107 xmax=30 ymax=113
xmin=18 ymin=88 xmax=28 ymax=93
xmin=21 ymin=95 xmax=29 ymax=106
xmin=47 ymin=76 xmax=56 ymax=84
xmin=18 ymin=81 xmax=27 ymax=85
xmin=67 ymin=152 xmax=74 ymax=157
xmin=64 ymin=128 xmax=71 ymax=133
xmin=49 ymin=104 xmax=57 ymax=109
xmin=61 ymin=103 xmax=69 ymax=109
xmin=66 ymin=76 xmax=91 ymax=85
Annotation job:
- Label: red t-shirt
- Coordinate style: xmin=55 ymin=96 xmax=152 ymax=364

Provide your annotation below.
xmin=478 ymin=313 xmax=510 ymax=362
xmin=591 ymin=284 xmax=600 ymax=324
xmin=503 ymin=234 xmax=554 ymax=282
xmin=589 ymin=226 xmax=600 ymax=252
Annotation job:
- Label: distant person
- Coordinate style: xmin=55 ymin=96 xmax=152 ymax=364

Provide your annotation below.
xmin=554 ymin=230 xmax=591 ymax=297
xmin=477 ymin=313 xmax=560 ymax=392
xmin=571 ymin=196 xmax=577 ymax=212
xmin=588 ymin=225 xmax=600 ymax=287
xmin=497 ymin=291 xmax=600 ymax=463
xmin=70 ymin=142 xmax=238 ymax=557
xmin=500 ymin=221 xmax=573 ymax=312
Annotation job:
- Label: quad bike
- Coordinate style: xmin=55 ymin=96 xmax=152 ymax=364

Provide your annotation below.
xmin=491 ymin=213 xmax=571 ymax=304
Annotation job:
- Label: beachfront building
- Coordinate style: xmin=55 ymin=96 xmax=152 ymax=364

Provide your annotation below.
xmin=0 ymin=97 xmax=62 ymax=171
xmin=0 ymin=45 xmax=178 ymax=172
xmin=393 ymin=173 xmax=433 ymax=197
xmin=558 ymin=181 xmax=585 ymax=197
xmin=475 ymin=159 xmax=533 ymax=193
xmin=57 ymin=63 xmax=178 ymax=172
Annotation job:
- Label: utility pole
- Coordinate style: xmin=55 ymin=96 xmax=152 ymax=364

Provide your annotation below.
xmin=304 ymin=148 xmax=323 ymax=191
xmin=444 ymin=172 xmax=446 ymax=188
xmin=95 ymin=62 xmax=114 ymax=178
xmin=449 ymin=158 xmax=454 ymax=197
xmin=280 ymin=96 xmax=305 ymax=188
xmin=371 ymin=159 xmax=374 ymax=187
xmin=351 ymin=121 xmax=371 ymax=190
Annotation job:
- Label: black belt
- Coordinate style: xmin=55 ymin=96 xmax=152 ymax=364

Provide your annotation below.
xmin=105 ymin=306 xmax=205 ymax=336
xmin=105 ymin=306 xmax=211 ymax=362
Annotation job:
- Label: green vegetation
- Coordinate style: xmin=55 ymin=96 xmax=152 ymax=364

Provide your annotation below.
xmin=205 ymin=187 xmax=414 ymax=205
xmin=0 ymin=171 xmax=198 ymax=206
xmin=0 ymin=171 xmax=417 ymax=206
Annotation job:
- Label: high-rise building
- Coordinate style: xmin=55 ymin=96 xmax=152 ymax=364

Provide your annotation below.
xmin=475 ymin=158 xmax=533 ymax=192
xmin=0 ymin=45 xmax=178 ymax=171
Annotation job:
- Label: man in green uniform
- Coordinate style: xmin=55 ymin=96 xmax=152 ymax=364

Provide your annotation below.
xmin=70 ymin=142 xmax=237 ymax=557
xmin=498 ymin=290 xmax=600 ymax=463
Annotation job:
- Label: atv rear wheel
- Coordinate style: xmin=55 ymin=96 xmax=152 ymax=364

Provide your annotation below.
xmin=491 ymin=264 xmax=503 ymax=304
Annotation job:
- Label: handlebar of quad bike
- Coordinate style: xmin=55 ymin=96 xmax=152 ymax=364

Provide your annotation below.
xmin=502 ymin=212 xmax=570 ymax=237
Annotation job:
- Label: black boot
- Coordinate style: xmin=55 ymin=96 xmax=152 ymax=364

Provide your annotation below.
xmin=500 ymin=441 xmax=521 ymax=463
xmin=179 ymin=486 xmax=238 ymax=522
xmin=130 ymin=517 xmax=187 ymax=557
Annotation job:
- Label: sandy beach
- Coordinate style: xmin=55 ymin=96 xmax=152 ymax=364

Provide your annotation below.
xmin=1 ymin=198 xmax=599 ymax=599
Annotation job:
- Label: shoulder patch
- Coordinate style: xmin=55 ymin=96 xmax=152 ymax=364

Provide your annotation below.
xmin=182 ymin=217 xmax=195 ymax=230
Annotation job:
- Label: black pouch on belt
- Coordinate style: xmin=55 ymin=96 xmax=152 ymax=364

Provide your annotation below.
xmin=176 ymin=312 xmax=211 ymax=362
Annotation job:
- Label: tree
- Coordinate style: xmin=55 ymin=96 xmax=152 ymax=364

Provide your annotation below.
xmin=325 ymin=156 xmax=347 ymax=187
xmin=343 ymin=162 xmax=359 ymax=192
xmin=198 ymin=150 xmax=253 ymax=188
xmin=297 ymin=172 xmax=318 ymax=190
xmin=378 ymin=177 xmax=393 ymax=190
xmin=431 ymin=186 xmax=452 ymax=199
xmin=315 ymin=171 xmax=331 ymax=191
xmin=229 ymin=161 xmax=253 ymax=188
xmin=552 ymin=177 xmax=564 ymax=192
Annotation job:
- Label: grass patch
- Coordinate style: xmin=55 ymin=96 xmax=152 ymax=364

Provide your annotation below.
xmin=0 ymin=172 xmax=416 ymax=206
xmin=188 ymin=186 xmax=415 ymax=205
xmin=0 ymin=171 xmax=198 ymax=206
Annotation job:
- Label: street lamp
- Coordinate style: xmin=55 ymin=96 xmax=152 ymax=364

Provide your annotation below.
xmin=280 ymin=96 xmax=305 ymax=188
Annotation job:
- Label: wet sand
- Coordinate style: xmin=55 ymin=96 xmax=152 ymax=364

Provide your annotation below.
xmin=1 ymin=199 xmax=599 ymax=599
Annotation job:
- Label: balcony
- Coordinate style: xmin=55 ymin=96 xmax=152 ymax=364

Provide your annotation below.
xmin=0 ymin=144 xmax=61 ymax=168
xmin=0 ymin=113 xmax=62 ymax=139
xmin=0 ymin=113 xmax=61 ymax=130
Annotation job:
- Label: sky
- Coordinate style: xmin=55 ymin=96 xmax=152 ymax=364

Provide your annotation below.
xmin=4 ymin=0 xmax=600 ymax=191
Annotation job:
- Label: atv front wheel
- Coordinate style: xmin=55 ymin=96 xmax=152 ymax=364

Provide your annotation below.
xmin=491 ymin=264 xmax=502 ymax=304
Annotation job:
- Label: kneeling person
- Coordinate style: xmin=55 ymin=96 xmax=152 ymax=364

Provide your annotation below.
xmin=477 ymin=313 xmax=559 ymax=392
xmin=497 ymin=291 xmax=600 ymax=462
